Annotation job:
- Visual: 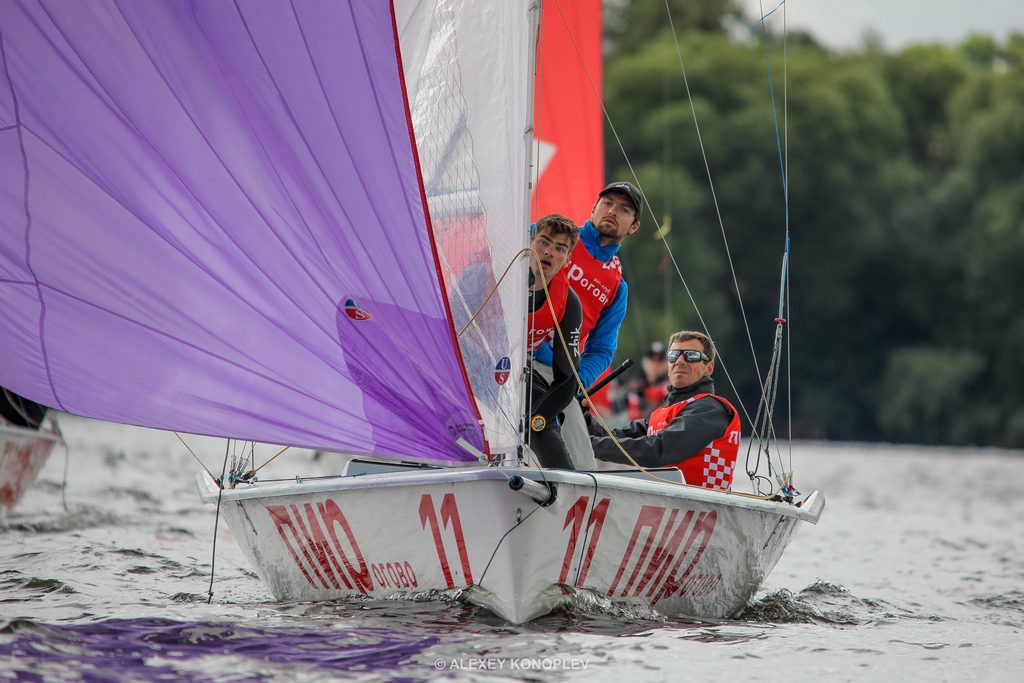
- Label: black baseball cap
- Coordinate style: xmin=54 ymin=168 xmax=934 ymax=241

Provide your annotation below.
xmin=598 ymin=182 xmax=642 ymax=215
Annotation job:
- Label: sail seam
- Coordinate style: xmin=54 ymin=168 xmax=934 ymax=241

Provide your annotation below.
xmin=0 ymin=24 xmax=64 ymax=411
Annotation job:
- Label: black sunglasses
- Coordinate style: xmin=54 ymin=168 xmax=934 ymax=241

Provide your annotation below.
xmin=667 ymin=348 xmax=710 ymax=363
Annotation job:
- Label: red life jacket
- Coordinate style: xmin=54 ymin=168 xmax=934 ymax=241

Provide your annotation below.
xmin=646 ymin=394 xmax=741 ymax=490
xmin=564 ymin=241 xmax=622 ymax=347
xmin=527 ymin=268 xmax=571 ymax=350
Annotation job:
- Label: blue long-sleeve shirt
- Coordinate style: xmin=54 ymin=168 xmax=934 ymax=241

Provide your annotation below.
xmin=532 ymin=221 xmax=628 ymax=389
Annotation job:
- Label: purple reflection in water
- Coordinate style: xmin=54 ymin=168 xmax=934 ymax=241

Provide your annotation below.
xmin=0 ymin=618 xmax=437 ymax=680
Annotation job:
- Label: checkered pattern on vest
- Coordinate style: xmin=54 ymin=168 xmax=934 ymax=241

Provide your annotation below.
xmin=646 ymin=393 xmax=741 ymax=490
xmin=702 ymin=446 xmax=733 ymax=490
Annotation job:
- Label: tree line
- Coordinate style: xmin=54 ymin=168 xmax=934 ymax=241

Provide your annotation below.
xmin=600 ymin=0 xmax=1024 ymax=447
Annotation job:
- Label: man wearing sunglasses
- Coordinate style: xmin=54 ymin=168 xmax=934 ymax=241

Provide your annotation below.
xmin=589 ymin=330 xmax=740 ymax=490
xmin=531 ymin=181 xmax=642 ymax=469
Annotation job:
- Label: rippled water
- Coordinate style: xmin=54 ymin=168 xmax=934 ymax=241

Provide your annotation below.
xmin=2 ymin=416 xmax=1022 ymax=681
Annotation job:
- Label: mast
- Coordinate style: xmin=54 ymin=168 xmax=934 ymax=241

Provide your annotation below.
xmin=508 ymin=0 xmax=545 ymax=465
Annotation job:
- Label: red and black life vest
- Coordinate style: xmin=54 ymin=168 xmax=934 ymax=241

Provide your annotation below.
xmin=646 ymin=394 xmax=741 ymax=490
xmin=527 ymin=268 xmax=571 ymax=350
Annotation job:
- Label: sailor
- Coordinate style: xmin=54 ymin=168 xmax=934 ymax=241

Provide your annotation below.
xmin=525 ymin=214 xmax=582 ymax=469
xmin=625 ymin=340 xmax=670 ymax=420
xmin=531 ymin=182 xmax=642 ymax=469
xmin=590 ymin=330 xmax=740 ymax=490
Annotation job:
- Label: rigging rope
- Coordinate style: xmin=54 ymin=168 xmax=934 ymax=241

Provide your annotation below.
xmin=205 ymin=438 xmax=233 ymax=604
xmin=742 ymin=1 xmax=796 ymax=495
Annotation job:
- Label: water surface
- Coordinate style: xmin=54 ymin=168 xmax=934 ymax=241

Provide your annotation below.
xmin=2 ymin=417 xmax=1022 ymax=681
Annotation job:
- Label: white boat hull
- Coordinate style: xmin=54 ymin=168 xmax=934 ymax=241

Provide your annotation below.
xmin=0 ymin=421 xmax=62 ymax=514
xmin=198 ymin=465 xmax=823 ymax=623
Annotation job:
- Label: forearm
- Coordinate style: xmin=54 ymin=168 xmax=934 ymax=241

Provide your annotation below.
xmin=592 ymin=400 xmax=730 ymax=467
xmin=531 ymin=374 xmax=578 ymax=422
xmin=577 ymin=348 xmax=613 ymax=390
xmin=591 ymin=432 xmax=673 ymax=467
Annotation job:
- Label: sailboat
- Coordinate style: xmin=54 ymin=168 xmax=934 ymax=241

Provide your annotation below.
xmin=1 ymin=389 xmax=62 ymax=513
xmin=0 ymin=1 xmax=822 ymax=622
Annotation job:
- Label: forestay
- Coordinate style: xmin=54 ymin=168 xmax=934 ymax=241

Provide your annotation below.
xmin=0 ymin=0 xmax=531 ymax=462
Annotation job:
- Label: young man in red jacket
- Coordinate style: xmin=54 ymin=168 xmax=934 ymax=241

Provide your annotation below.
xmin=525 ymin=214 xmax=582 ymax=468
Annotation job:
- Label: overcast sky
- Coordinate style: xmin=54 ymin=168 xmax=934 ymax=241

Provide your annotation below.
xmin=740 ymin=0 xmax=1024 ymax=50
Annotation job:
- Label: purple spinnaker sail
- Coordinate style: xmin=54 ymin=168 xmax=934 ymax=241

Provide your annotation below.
xmin=0 ymin=1 xmax=489 ymax=461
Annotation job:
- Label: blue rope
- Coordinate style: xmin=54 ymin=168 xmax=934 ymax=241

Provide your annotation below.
xmin=753 ymin=3 xmax=791 ymax=322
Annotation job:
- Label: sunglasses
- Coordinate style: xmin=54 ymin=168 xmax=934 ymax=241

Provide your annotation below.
xmin=667 ymin=348 xmax=710 ymax=363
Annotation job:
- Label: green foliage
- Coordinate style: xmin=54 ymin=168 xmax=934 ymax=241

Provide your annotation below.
xmin=878 ymin=347 xmax=985 ymax=442
xmin=604 ymin=0 xmax=742 ymax=55
xmin=882 ymin=44 xmax=968 ymax=164
xmin=600 ymin=0 xmax=1024 ymax=446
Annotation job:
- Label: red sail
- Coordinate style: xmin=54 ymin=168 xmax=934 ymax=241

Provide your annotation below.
xmin=531 ymin=0 xmax=603 ymax=224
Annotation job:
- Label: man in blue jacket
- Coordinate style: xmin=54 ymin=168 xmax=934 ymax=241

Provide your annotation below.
xmin=533 ymin=181 xmax=641 ymax=468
